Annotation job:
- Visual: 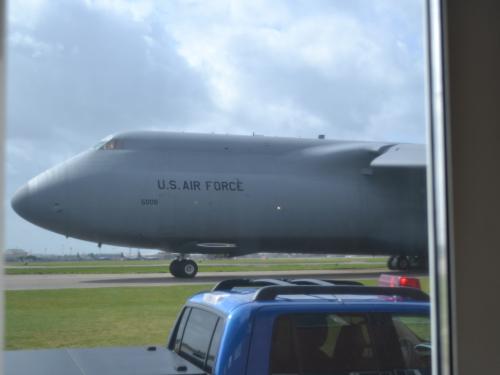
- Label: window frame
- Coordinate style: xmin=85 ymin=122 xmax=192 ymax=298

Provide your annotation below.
xmin=425 ymin=1 xmax=453 ymax=375
xmin=169 ymin=304 xmax=226 ymax=374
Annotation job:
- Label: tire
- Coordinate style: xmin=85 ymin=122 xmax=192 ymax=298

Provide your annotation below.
xmin=180 ymin=259 xmax=198 ymax=278
xmin=396 ymin=256 xmax=410 ymax=270
xmin=387 ymin=256 xmax=397 ymax=270
xmin=169 ymin=260 xmax=181 ymax=277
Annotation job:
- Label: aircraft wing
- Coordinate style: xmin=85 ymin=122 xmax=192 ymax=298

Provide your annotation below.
xmin=370 ymin=143 xmax=426 ymax=169
xmin=297 ymin=141 xmax=425 ymax=171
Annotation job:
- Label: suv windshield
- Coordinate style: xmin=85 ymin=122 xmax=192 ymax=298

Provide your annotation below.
xmin=270 ymin=312 xmax=430 ymax=375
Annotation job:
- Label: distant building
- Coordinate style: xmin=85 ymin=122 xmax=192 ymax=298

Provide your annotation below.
xmin=5 ymin=248 xmax=29 ymax=262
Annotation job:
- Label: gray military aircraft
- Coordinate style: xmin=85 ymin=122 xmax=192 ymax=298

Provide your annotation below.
xmin=11 ymin=131 xmax=427 ymax=278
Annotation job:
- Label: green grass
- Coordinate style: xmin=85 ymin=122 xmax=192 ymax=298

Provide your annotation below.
xmin=5 ymin=285 xmax=212 ymax=350
xmin=8 ymin=260 xmax=170 ymax=267
xmin=7 ymin=257 xmax=386 ymax=268
xmin=5 ymin=277 xmax=429 ymax=350
xmin=5 ymin=262 xmax=386 ymax=275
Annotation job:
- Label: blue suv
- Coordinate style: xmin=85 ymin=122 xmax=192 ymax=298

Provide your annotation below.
xmin=168 ymin=278 xmax=431 ymax=375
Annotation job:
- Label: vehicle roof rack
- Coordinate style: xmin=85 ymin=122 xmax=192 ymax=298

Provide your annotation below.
xmin=212 ymin=278 xmax=293 ymax=291
xmin=253 ymin=285 xmax=429 ymax=302
xmin=212 ymin=278 xmax=363 ymax=292
xmin=213 ymin=278 xmax=366 ymax=291
xmin=289 ymin=279 xmax=363 ymax=286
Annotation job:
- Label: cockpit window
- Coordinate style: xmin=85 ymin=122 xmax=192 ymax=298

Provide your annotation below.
xmin=100 ymin=139 xmax=121 ymax=150
xmin=93 ymin=137 xmax=122 ymax=151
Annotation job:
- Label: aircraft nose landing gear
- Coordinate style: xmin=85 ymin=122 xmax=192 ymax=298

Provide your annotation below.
xmin=387 ymin=255 xmax=427 ymax=271
xmin=169 ymin=258 xmax=198 ymax=278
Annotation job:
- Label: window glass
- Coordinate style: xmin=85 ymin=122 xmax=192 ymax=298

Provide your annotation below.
xmin=92 ymin=135 xmax=113 ymax=150
xmin=270 ymin=315 xmax=299 ymax=374
xmin=92 ymin=140 xmax=107 ymax=150
xmin=270 ymin=312 xmax=431 ymax=375
xmin=173 ymin=307 xmax=191 ymax=352
xmin=392 ymin=315 xmax=431 ymax=369
xmin=178 ymin=308 xmax=219 ymax=369
xmin=206 ymin=318 xmax=224 ymax=373
xmin=6 ymin=1 xmax=432 ymax=371
xmin=99 ymin=139 xmax=121 ymax=150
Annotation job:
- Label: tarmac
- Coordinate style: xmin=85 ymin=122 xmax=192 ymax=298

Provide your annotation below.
xmin=5 ymin=269 xmax=392 ymax=290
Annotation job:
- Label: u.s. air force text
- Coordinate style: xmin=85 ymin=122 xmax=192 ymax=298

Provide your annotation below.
xmin=157 ymin=179 xmax=244 ymax=192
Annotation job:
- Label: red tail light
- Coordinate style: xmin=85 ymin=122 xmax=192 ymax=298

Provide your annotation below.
xmin=399 ymin=276 xmax=421 ymax=289
xmin=379 ymin=274 xmax=421 ymax=289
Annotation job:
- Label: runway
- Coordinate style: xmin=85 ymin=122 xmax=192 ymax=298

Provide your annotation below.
xmin=5 ymin=269 xmax=393 ymax=290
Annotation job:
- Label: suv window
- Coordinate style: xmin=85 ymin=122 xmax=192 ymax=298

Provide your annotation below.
xmin=206 ymin=318 xmax=225 ymax=372
xmin=173 ymin=307 xmax=191 ymax=352
xmin=270 ymin=313 xmax=431 ymax=375
xmin=176 ymin=307 xmax=223 ymax=373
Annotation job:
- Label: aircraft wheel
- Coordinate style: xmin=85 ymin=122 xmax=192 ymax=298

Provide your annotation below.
xmin=169 ymin=259 xmax=182 ymax=277
xmin=396 ymin=256 xmax=410 ymax=270
xmin=178 ymin=259 xmax=198 ymax=278
xmin=387 ymin=256 xmax=397 ymax=270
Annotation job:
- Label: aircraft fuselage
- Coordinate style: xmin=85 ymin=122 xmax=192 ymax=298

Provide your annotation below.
xmin=12 ymin=132 xmax=427 ymax=258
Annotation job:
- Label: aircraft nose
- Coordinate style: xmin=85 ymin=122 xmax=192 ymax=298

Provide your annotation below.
xmin=11 ymin=184 xmax=31 ymax=219
xmin=11 ymin=170 xmax=68 ymax=234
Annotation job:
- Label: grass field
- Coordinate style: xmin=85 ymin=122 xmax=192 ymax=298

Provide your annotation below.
xmin=5 ymin=277 xmax=429 ymax=350
xmin=8 ymin=257 xmax=387 ymax=268
xmin=5 ymin=285 xmax=212 ymax=350
xmin=5 ymin=257 xmax=388 ymax=275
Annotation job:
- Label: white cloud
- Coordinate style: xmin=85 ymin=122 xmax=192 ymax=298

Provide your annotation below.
xmin=83 ymin=0 xmax=154 ymax=22
xmin=8 ymin=31 xmax=60 ymax=57
xmin=5 ymin=0 xmax=426 ymax=252
xmin=8 ymin=0 xmax=47 ymax=29
xmin=156 ymin=0 xmax=424 ymax=140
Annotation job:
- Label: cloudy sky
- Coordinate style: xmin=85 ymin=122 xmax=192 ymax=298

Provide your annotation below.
xmin=5 ymin=0 xmax=426 ymax=255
